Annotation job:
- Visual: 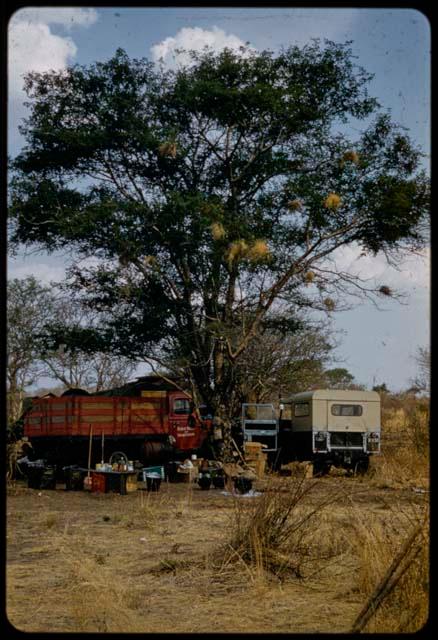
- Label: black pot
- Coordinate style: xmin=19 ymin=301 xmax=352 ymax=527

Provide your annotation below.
xmin=40 ymin=467 xmax=56 ymax=490
xmin=146 ymin=475 xmax=161 ymax=492
xmin=234 ymin=477 xmax=253 ymax=494
xmin=27 ymin=464 xmax=45 ymax=489
xmin=212 ymin=475 xmax=225 ymax=489
xmin=198 ymin=475 xmax=212 ymax=490
xmin=64 ymin=467 xmax=84 ymax=491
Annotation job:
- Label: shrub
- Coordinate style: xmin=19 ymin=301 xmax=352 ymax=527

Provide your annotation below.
xmin=217 ymin=477 xmax=341 ymax=581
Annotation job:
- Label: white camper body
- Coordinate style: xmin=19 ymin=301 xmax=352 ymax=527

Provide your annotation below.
xmin=279 ymin=389 xmax=381 ymax=473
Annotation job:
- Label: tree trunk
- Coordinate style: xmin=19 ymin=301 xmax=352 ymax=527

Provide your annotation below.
xmin=7 ymin=377 xmax=25 ymax=428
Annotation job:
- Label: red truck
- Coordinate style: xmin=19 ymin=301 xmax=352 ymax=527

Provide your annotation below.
xmin=23 ymin=383 xmax=210 ymax=471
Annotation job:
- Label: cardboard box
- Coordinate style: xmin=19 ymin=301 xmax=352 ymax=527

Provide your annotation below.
xmin=177 ymin=467 xmax=197 ymax=482
xmin=126 ymin=474 xmax=138 ymax=493
xmin=244 ymin=442 xmax=267 ymax=455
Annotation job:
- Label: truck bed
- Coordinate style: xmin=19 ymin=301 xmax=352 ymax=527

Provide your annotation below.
xmin=24 ymin=395 xmax=168 ymax=438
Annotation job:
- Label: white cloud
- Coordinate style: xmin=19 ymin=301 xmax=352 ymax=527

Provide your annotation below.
xmin=9 ymin=8 xmax=98 ymax=97
xmin=9 ymin=21 xmax=77 ymax=97
xmin=327 ymin=242 xmax=430 ymax=293
xmin=150 ymin=26 xmax=253 ymax=67
xmin=8 ymin=8 xmax=99 ymax=154
xmin=8 ymin=259 xmax=66 ymax=285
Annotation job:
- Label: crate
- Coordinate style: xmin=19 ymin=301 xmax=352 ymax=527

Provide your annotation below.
xmin=244 ymin=442 xmax=267 ymax=478
xmin=105 ymin=471 xmax=137 ymax=495
xmin=142 ymin=466 xmax=165 ymax=481
xmin=247 ymin=458 xmax=266 ymax=478
xmin=91 ymin=472 xmax=106 ymax=493
xmin=105 ymin=472 xmax=125 ymax=494
xmin=244 ymin=442 xmax=266 ymax=455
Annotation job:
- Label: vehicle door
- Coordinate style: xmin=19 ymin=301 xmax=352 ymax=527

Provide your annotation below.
xmin=168 ymin=393 xmax=200 ymax=450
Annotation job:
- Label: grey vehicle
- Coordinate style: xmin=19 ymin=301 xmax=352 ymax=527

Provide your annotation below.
xmin=278 ymin=389 xmax=381 ymax=474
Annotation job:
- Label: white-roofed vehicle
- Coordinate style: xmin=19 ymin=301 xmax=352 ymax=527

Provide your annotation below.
xmin=242 ymin=389 xmax=381 ymax=475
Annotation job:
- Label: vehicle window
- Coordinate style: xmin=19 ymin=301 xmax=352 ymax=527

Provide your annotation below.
xmin=294 ymin=403 xmax=309 ymax=417
xmin=199 ymin=405 xmax=213 ymax=419
xmin=331 ymin=404 xmax=363 ymax=417
xmin=173 ymin=398 xmax=191 ymax=415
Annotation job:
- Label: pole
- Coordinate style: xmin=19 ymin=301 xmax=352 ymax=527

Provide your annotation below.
xmin=101 ymin=431 xmax=104 ymax=465
xmin=84 ymin=423 xmax=93 ymax=491
xmin=87 ymin=423 xmax=93 ymax=475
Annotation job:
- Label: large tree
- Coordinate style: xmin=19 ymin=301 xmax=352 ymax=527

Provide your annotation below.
xmin=9 ymin=43 xmax=429 ymax=439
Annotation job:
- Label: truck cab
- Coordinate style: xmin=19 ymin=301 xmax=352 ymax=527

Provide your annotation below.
xmin=167 ymin=392 xmax=208 ymax=453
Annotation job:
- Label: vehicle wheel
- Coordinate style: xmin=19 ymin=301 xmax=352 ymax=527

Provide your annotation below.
xmin=354 ymin=458 xmax=369 ymax=475
xmin=313 ymin=461 xmax=330 ymax=477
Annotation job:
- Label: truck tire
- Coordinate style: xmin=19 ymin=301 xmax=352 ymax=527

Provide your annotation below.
xmin=354 ymin=458 xmax=370 ymax=475
xmin=312 ymin=460 xmax=330 ymax=477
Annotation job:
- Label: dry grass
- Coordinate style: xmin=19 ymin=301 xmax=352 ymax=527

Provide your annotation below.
xmin=217 ymin=477 xmax=342 ymax=581
xmin=7 ymin=479 xmax=429 ymax=633
xmin=157 ymin=141 xmax=177 ymax=158
xmin=371 ymin=396 xmax=429 ymax=489
xmin=324 ymin=192 xmax=342 ymax=209
xmin=346 ymin=395 xmax=430 ymax=631
xmin=6 ymin=395 xmax=430 ymax=633
xmin=350 ymin=505 xmax=429 ymax=633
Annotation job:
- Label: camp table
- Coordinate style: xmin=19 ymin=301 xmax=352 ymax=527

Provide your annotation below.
xmin=78 ymin=468 xmax=138 ymax=495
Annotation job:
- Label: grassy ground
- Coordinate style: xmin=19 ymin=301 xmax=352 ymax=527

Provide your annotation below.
xmin=6 ymin=400 xmax=429 ymax=633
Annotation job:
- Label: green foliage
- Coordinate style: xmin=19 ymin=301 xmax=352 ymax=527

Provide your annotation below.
xmin=8 ymin=42 xmax=429 ymax=413
xmin=323 ymin=367 xmax=358 ymax=389
xmin=373 ymin=383 xmax=389 ymax=394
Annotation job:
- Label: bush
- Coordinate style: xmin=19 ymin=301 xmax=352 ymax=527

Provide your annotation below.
xmin=217 ymin=477 xmax=341 ymax=581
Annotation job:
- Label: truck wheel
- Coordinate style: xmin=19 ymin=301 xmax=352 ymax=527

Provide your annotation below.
xmin=313 ymin=461 xmax=330 ymax=477
xmin=354 ymin=458 xmax=369 ymax=475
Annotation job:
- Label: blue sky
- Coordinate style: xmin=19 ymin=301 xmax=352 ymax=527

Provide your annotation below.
xmin=7 ymin=6 xmax=431 ymax=392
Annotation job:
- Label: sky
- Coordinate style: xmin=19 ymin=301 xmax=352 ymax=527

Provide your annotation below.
xmin=7 ymin=6 xmax=431 ymax=392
